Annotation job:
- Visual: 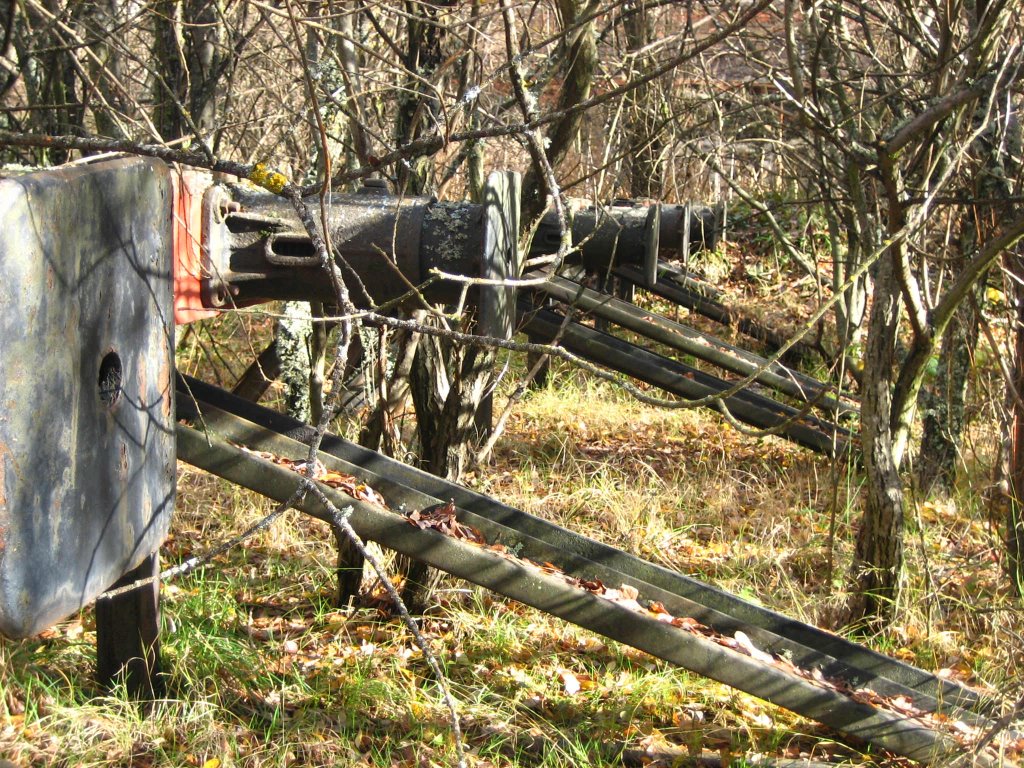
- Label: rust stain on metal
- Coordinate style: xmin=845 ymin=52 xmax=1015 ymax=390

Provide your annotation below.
xmin=158 ymin=341 xmax=173 ymax=420
xmin=1 ymin=444 xmax=17 ymax=561
xmin=0 ymin=441 xmax=10 ymax=556
xmin=0 ymin=440 xmax=14 ymax=508
xmin=137 ymin=348 xmax=148 ymax=402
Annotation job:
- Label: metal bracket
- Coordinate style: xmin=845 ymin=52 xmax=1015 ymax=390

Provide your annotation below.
xmin=479 ymin=171 xmax=522 ymax=341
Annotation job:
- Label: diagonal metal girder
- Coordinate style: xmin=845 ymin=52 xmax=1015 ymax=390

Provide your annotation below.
xmin=616 ymin=263 xmax=812 ymax=362
xmin=175 ymin=376 xmax=1005 ymax=767
xmin=517 ymin=303 xmax=851 ymax=456
xmin=531 ymin=273 xmax=856 ymax=418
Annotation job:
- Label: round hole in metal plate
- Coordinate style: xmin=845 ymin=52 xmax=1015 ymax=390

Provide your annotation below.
xmin=98 ymin=350 xmax=123 ymax=408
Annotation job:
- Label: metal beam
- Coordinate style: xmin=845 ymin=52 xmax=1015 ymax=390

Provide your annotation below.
xmin=533 ymin=274 xmax=855 ymax=418
xmin=617 ymin=264 xmax=815 ymax=364
xmin=518 ymin=305 xmax=850 ymax=456
xmin=176 ymin=378 xmax=976 ymax=709
xmin=175 ymin=378 xmax=999 ymax=765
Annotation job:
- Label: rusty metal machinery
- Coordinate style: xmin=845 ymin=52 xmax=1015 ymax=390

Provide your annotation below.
xmin=194 ymin=175 xmax=518 ymax=312
xmin=190 ymin=184 xmax=718 ymax=313
xmin=529 ymin=199 xmax=721 ymax=285
xmin=0 ymin=159 xmax=778 ymax=647
xmin=0 ymin=157 xmax=175 ymax=640
xmin=0 ymin=161 xmax=1016 ymax=765
xmin=0 ymin=164 xmax=520 ymax=645
xmin=175 ymin=375 xmax=1008 ymax=767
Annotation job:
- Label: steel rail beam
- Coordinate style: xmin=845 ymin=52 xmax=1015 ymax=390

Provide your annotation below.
xmin=518 ymin=305 xmax=850 ymax=456
xmin=616 ymin=264 xmax=816 ymax=364
xmin=532 ymin=274 xmax=856 ymax=418
xmin=176 ymin=377 xmax=978 ymax=711
xmin=175 ymin=378 xmax=1001 ymax=765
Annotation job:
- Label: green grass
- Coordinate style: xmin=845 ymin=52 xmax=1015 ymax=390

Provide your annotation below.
xmin=1 ymin=334 xmax=1022 ymax=766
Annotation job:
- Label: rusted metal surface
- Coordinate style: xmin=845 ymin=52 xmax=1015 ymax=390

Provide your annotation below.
xmin=172 ymin=168 xmax=220 ymax=324
xmin=0 ymin=158 xmax=175 ymax=639
xmin=189 ymin=180 xmax=713 ymax=316
xmin=200 ymin=179 xmax=488 ymax=308
xmin=528 ymin=199 xmax=719 ymax=267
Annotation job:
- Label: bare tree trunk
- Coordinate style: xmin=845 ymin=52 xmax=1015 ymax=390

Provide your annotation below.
xmin=419 ymin=345 xmax=491 ymax=481
xmin=410 ymin=317 xmax=454 ymax=479
xmin=277 ymin=300 xmax=313 ymax=424
xmin=185 ymin=0 xmax=223 ymax=138
xmin=151 ymin=0 xmax=185 ymax=141
xmin=623 ymin=1 xmax=662 ymax=199
xmin=850 ymin=253 xmax=905 ymax=624
xmin=403 ymin=315 xmax=492 ymax=612
xmin=823 ymin=164 xmax=869 ymax=361
xmin=979 ymin=85 xmax=1022 ymax=596
xmin=332 ymin=1 xmax=370 ymax=171
xmin=360 ymin=315 xmax=423 ymax=456
xmin=917 ymin=273 xmax=982 ymax=497
xmin=86 ymin=0 xmax=129 ymax=139
xmin=388 ymin=1 xmax=479 ymax=610
xmin=519 ymin=0 xmax=598 ymax=233
xmin=1008 ymin=253 xmax=1024 ymax=597
xmin=151 ymin=0 xmax=232 ymax=144
xmin=12 ymin=1 xmax=84 ymax=163
xmin=394 ymin=0 xmax=454 ymax=195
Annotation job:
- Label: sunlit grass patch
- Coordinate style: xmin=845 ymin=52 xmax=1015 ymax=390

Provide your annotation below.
xmin=2 ymin=342 xmax=1021 ymax=766
xmin=487 ymin=373 xmax=842 ymax=602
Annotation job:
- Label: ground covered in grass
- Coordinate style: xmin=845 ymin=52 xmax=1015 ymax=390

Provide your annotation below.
xmin=1 ymin=366 xmax=1021 ymax=767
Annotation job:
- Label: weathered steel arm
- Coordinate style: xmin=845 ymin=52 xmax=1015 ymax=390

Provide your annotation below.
xmin=199 ymin=180 xmax=487 ymax=309
xmin=532 ymin=273 xmax=855 ymax=417
xmin=528 ymin=200 xmax=720 ymax=278
xmin=177 ymin=376 xmax=1004 ymax=767
xmin=519 ymin=303 xmax=851 ymax=455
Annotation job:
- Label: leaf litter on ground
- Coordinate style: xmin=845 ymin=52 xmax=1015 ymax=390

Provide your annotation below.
xmin=247 ymin=443 xmax=1022 ymax=763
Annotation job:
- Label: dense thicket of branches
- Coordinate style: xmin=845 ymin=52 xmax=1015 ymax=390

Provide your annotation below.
xmin=726 ymin=1 xmax=1024 ymax=621
xmin=2 ymin=0 xmax=1023 ymax=622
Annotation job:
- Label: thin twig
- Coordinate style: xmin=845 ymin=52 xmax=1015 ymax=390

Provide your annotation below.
xmin=97 ymin=486 xmax=307 ymax=601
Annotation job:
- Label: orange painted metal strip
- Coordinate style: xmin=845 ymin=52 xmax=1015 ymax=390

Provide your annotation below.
xmin=172 ymin=167 xmax=219 ymax=324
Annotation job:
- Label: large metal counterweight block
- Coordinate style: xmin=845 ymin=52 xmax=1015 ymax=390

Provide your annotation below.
xmin=0 ymin=158 xmax=175 ymax=639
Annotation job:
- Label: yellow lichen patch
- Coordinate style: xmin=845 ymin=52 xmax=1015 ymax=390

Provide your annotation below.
xmin=248 ymin=162 xmax=288 ymax=194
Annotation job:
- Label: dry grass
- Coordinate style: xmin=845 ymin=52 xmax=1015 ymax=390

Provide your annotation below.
xmin=486 ymin=373 xmax=847 ymax=608
xmin=1 ymin=312 xmax=1022 ymax=767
